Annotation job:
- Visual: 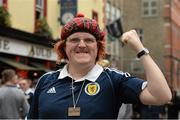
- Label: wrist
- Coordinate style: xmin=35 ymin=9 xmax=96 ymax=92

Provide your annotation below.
xmin=135 ymin=45 xmax=144 ymax=54
xmin=136 ymin=48 xmax=149 ymax=59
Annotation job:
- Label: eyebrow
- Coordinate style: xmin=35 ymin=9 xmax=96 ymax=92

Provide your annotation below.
xmin=68 ymin=36 xmax=96 ymax=40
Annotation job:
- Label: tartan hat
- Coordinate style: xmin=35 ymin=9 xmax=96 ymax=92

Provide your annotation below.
xmin=61 ymin=13 xmax=105 ymax=40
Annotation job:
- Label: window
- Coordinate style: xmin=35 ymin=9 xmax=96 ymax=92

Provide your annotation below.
xmin=141 ymin=0 xmax=158 ymax=17
xmin=111 ymin=5 xmax=116 ymax=21
xmin=106 ymin=2 xmax=111 ymax=24
xmin=105 ymin=2 xmax=122 ymax=59
xmin=92 ymin=11 xmax=98 ymax=22
xmin=135 ymin=28 xmax=144 ymax=42
xmin=34 ymin=0 xmax=50 ymax=35
xmin=36 ymin=0 xmax=44 ymax=19
xmin=116 ymin=8 xmax=121 ymax=18
xmin=106 ymin=2 xmax=121 ymax=24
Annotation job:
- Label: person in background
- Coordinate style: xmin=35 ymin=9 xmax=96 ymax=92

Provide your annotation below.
xmin=27 ymin=13 xmax=172 ymax=119
xmin=118 ymin=103 xmax=133 ymax=119
xmin=167 ymin=90 xmax=180 ymax=119
xmin=138 ymin=104 xmax=165 ymax=119
xmin=19 ymin=78 xmax=34 ymax=105
xmin=0 ymin=69 xmax=29 ymax=119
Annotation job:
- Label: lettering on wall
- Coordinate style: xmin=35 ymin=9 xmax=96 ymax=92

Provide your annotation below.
xmin=0 ymin=36 xmax=56 ymax=61
xmin=28 ymin=45 xmax=52 ymax=58
xmin=0 ymin=39 xmax=10 ymax=51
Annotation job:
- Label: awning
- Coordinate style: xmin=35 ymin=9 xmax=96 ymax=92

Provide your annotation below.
xmin=30 ymin=62 xmax=51 ymax=72
xmin=0 ymin=57 xmax=39 ymax=71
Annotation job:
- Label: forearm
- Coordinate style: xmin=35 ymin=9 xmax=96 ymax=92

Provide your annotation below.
xmin=121 ymin=29 xmax=172 ymax=104
xmin=140 ymin=54 xmax=172 ymax=103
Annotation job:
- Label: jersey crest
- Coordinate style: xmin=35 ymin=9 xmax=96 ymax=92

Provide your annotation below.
xmin=85 ymin=82 xmax=100 ymax=96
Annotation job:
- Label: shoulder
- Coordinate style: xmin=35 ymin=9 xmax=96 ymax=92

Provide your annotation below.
xmin=40 ymin=70 xmax=61 ymax=79
xmin=104 ymin=67 xmax=131 ymax=78
xmin=9 ymin=87 xmax=26 ymax=97
xmin=35 ymin=70 xmax=61 ymax=89
xmin=102 ymin=67 xmax=133 ymax=86
xmin=40 ymin=70 xmax=61 ymax=81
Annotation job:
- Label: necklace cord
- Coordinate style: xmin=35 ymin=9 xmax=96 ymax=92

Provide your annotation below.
xmin=71 ymin=79 xmax=86 ymax=108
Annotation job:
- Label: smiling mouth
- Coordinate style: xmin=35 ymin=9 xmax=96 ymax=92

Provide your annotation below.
xmin=76 ymin=51 xmax=88 ymax=54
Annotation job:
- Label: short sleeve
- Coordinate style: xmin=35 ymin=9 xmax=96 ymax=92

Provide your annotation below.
xmin=104 ymin=68 xmax=146 ymax=104
xmin=119 ymin=75 xmax=146 ymax=104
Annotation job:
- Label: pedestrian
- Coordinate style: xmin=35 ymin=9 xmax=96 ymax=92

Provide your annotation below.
xmin=118 ymin=104 xmax=133 ymax=119
xmin=19 ymin=78 xmax=34 ymax=105
xmin=27 ymin=13 xmax=172 ymax=119
xmin=137 ymin=104 xmax=165 ymax=119
xmin=0 ymin=69 xmax=29 ymax=119
xmin=167 ymin=90 xmax=180 ymax=119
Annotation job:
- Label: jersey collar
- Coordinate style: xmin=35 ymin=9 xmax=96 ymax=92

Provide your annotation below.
xmin=58 ymin=63 xmax=103 ymax=82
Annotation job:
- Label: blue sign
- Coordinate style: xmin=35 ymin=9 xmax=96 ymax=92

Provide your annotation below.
xmin=60 ymin=0 xmax=77 ymax=25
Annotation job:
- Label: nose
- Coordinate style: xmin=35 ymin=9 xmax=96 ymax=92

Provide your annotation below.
xmin=78 ymin=39 xmax=86 ymax=47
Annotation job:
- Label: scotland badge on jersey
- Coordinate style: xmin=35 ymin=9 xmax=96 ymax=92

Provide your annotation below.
xmin=85 ymin=82 xmax=100 ymax=96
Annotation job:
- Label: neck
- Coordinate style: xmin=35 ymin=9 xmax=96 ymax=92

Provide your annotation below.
xmin=68 ymin=63 xmax=96 ymax=80
xmin=5 ymin=81 xmax=16 ymax=86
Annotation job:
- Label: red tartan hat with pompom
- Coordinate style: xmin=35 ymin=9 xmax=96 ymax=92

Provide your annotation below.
xmin=61 ymin=13 xmax=105 ymax=40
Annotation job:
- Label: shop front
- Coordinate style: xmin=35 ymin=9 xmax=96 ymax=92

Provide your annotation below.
xmin=0 ymin=27 xmax=57 ymax=80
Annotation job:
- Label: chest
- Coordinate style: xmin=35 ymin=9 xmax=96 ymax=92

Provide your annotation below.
xmin=38 ymin=79 xmax=117 ymax=118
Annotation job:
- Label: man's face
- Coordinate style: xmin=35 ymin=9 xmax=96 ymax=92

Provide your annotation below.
xmin=65 ymin=32 xmax=98 ymax=65
xmin=19 ymin=80 xmax=29 ymax=92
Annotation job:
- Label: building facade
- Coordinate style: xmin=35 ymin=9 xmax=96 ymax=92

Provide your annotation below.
xmin=118 ymin=0 xmax=180 ymax=90
xmin=105 ymin=0 xmax=123 ymax=69
xmin=0 ymin=0 xmax=106 ymax=79
xmin=164 ymin=0 xmax=180 ymax=90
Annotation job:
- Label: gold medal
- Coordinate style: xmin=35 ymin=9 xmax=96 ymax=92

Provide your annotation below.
xmin=68 ymin=107 xmax=80 ymax=116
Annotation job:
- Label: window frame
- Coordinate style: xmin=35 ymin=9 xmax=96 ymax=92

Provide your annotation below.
xmin=141 ymin=0 xmax=158 ymax=17
xmin=36 ymin=0 xmax=44 ymax=19
xmin=106 ymin=2 xmax=111 ymax=24
xmin=92 ymin=10 xmax=98 ymax=22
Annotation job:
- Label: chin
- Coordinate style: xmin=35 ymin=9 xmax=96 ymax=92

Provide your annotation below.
xmin=73 ymin=58 xmax=91 ymax=64
xmin=76 ymin=60 xmax=90 ymax=64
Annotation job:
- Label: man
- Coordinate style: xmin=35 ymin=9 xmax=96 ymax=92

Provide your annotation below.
xmin=19 ymin=78 xmax=34 ymax=105
xmin=27 ymin=13 xmax=172 ymax=119
xmin=0 ymin=69 xmax=29 ymax=119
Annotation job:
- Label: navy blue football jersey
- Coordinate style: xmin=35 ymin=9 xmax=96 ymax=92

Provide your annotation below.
xmin=27 ymin=64 xmax=146 ymax=119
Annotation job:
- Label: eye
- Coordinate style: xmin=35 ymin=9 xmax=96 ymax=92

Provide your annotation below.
xmin=84 ymin=38 xmax=96 ymax=43
xmin=68 ymin=38 xmax=80 ymax=43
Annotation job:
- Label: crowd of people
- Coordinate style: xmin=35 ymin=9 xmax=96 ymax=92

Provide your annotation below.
xmin=0 ymin=69 xmax=34 ymax=119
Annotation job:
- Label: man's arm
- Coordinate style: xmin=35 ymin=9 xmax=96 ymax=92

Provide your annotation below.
xmin=121 ymin=30 xmax=172 ymax=105
xmin=139 ymin=54 xmax=172 ymax=105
